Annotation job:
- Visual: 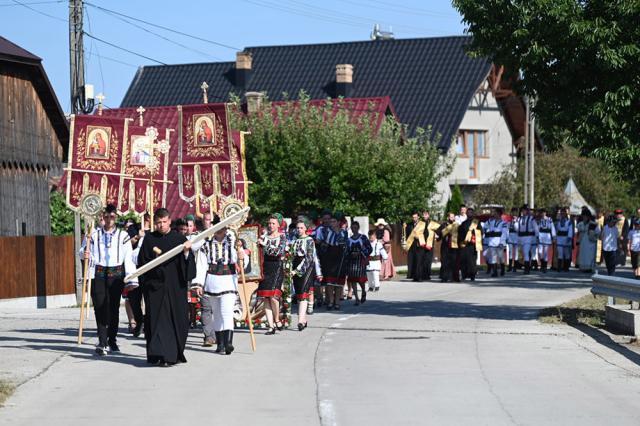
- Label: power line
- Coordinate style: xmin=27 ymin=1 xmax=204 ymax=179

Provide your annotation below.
xmin=84 ymin=32 xmax=167 ymax=65
xmin=84 ymin=2 xmax=241 ymax=51
xmin=340 ymin=0 xmax=459 ymax=19
xmin=283 ymin=0 xmax=446 ymax=34
xmin=91 ymin=5 xmax=222 ymax=60
xmin=9 ymin=0 xmax=65 ymax=21
xmin=0 ymin=0 xmax=63 ymax=7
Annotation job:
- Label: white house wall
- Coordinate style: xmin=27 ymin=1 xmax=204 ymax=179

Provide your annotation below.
xmin=452 ymin=91 xmax=515 ymax=184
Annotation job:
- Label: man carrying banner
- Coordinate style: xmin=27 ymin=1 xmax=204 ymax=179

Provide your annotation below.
xmin=81 ymin=204 xmax=137 ymax=356
xmin=137 ymin=208 xmax=197 ymax=366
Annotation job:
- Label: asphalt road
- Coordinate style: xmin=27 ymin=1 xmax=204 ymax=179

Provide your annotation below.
xmin=2 ymin=270 xmax=640 ymax=426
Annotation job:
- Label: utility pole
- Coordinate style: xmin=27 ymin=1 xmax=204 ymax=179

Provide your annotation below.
xmin=529 ymin=98 xmax=536 ymax=209
xmin=523 ymin=95 xmax=529 ymax=205
xmin=69 ymin=0 xmax=93 ymax=114
xmin=69 ymin=0 xmax=84 ymax=114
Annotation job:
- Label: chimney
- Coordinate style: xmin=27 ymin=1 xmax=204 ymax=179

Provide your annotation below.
xmin=335 ymin=64 xmax=353 ymax=98
xmin=245 ymin=91 xmax=264 ymax=114
xmin=235 ymin=51 xmax=252 ymax=91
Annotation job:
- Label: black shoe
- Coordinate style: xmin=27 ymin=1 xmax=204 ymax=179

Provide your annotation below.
xmin=486 ymin=264 xmax=492 ymax=275
xmin=297 ymin=322 xmax=307 ymax=331
xmin=95 ymin=346 xmax=108 ymax=356
xmin=375 ymin=288 xmax=380 ymax=292
xmin=108 ymin=341 xmax=120 ymax=353
xmin=275 ymin=322 xmax=284 ymax=331
xmin=500 ymin=264 xmax=505 ymax=276
xmin=361 ymin=291 xmax=367 ymax=304
xmin=215 ymin=331 xmax=224 ymax=353
xmin=266 ymin=327 xmax=276 ymax=335
xmin=133 ymin=323 xmax=143 ymax=337
xmin=224 ymin=330 xmax=234 ymax=355
xmin=354 ymin=300 xmax=360 ymax=306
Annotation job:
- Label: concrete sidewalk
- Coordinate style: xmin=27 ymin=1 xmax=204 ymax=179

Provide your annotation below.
xmin=2 ymin=271 xmax=640 ymax=425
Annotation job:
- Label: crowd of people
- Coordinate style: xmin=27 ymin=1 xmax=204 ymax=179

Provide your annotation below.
xmin=404 ymin=205 xmax=640 ymax=284
xmin=80 ymin=202 xmax=640 ymax=366
xmin=80 ymin=206 xmax=397 ymax=365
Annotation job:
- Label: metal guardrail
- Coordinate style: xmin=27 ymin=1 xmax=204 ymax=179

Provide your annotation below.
xmin=591 ymin=272 xmax=640 ymax=303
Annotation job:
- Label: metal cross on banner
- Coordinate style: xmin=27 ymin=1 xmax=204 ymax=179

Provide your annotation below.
xmin=117 ymin=122 xmax=173 ymax=220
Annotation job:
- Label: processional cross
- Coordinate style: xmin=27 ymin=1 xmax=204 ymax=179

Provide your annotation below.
xmin=137 ymin=105 xmax=146 ymax=126
xmin=201 ymin=81 xmax=209 ymax=104
xmin=96 ymin=93 xmax=105 ymax=116
xmin=139 ymin=127 xmax=170 ymax=223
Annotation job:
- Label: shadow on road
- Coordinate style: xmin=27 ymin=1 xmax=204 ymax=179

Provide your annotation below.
xmin=570 ymin=323 xmax=640 ymax=369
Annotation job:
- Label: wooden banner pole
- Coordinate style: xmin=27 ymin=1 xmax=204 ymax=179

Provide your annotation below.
xmin=237 ymin=254 xmax=256 ymax=352
xmin=77 ymin=221 xmax=94 ymax=344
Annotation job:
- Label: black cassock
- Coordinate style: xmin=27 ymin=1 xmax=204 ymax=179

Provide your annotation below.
xmin=406 ymin=222 xmax=426 ymax=282
xmin=138 ymin=230 xmax=196 ymax=364
xmin=457 ymin=219 xmax=478 ymax=281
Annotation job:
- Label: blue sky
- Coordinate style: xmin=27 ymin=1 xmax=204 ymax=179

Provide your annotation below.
xmin=2 ymin=0 xmax=466 ymax=113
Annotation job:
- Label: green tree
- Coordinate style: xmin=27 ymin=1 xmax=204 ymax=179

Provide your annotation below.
xmin=452 ymin=0 xmax=640 ymax=188
xmin=472 ymin=146 xmax=639 ymax=212
xmin=445 ymin=184 xmax=465 ymax=214
xmin=50 ymin=190 xmax=75 ymax=236
xmin=228 ymin=92 xmax=452 ymax=222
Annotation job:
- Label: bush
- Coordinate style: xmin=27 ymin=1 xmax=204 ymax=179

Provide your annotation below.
xmin=229 ymin=92 xmax=453 ymax=222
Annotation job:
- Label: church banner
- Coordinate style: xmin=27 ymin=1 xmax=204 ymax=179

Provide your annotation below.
xmin=91 ymin=102 xmax=249 ymax=219
xmin=176 ymin=104 xmax=247 ymax=218
xmin=117 ymin=124 xmax=172 ymax=214
xmin=65 ymin=114 xmax=127 ymax=211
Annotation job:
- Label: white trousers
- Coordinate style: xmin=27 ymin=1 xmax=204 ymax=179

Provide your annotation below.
xmin=519 ymin=243 xmax=533 ymax=261
xmin=487 ymin=247 xmax=504 ymax=264
xmin=531 ymin=245 xmax=538 ymax=261
xmin=507 ymin=243 xmax=519 ymax=261
xmin=211 ymin=293 xmax=236 ymax=332
xmin=537 ymin=244 xmax=551 ymax=262
xmin=367 ymin=270 xmax=380 ymax=290
xmin=557 ymin=245 xmax=572 ymax=260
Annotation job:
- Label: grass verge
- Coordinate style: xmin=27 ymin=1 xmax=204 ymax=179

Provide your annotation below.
xmin=538 ymin=294 xmax=609 ymax=327
xmin=0 ymin=379 xmax=15 ymax=406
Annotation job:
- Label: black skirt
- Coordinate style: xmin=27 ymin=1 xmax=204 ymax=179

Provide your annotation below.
xmin=292 ymin=255 xmax=315 ymax=300
xmin=257 ymin=255 xmax=284 ymax=298
xmin=347 ymin=251 xmax=367 ymax=283
xmin=322 ymin=245 xmax=346 ymax=286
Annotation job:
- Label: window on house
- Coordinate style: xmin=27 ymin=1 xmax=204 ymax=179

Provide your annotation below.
xmin=458 ymin=130 xmax=488 ymax=178
xmin=456 ymin=134 xmax=465 ymax=155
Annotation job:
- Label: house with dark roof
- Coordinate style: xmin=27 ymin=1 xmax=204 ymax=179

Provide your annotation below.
xmin=121 ymin=36 xmax=530 ymax=205
xmin=0 ymin=36 xmax=69 ymax=235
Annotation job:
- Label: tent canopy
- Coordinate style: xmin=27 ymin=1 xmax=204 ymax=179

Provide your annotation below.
xmin=564 ymin=177 xmax=594 ymax=216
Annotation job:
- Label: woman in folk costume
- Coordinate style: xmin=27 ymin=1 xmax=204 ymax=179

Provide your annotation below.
xmin=290 ymin=219 xmax=322 ymax=330
xmin=367 ymin=229 xmax=389 ymax=292
xmin=193 ymin=219 xmax=243 ymax=355
xmin=439 ymin=212 xmax=460 ymax=282
xmin=536 ymin=208 xmax=556 ymax=273
xmin=257 ymin=214 xmax=288 ymax=335
xmin=576 ymin=208 xmax=600 ymax=273
xmin=345 ymin=221 xmax=373 ymax=305
xmin=457 ymin=208 xmax=483 ymax=281
xmin=374 ymin=218 xmax=396 ymax=280
xmin=321 ymin=216 xmax=348 ymax=309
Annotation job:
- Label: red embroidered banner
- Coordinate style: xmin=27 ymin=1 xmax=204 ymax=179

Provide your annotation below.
xmin=86 ymin=102 xmax=249 ymax=219
xmin=118 ymin=124 xmax=172 ymax=214
xmin=64 ymin=115 xmax=127 ymax=211
xmin=176 ymin=104 xmax=247 ymax=218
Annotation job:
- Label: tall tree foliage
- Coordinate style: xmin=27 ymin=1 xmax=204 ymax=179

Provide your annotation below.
xmin=453 ymin=0 xmax=640 ymax=187
xmin=50 ymin=190 xmax=75 ymax=236
xmin=472 ymin=146 xmax=639 ymax=212
xmin=445 ymin=184 xmax=465 ymax=214
xmin=229 ymin=93 xmax=452 ymax=222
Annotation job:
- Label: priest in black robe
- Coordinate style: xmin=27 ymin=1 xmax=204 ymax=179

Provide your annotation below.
xmin=457 ymin=208 xmax=482 ymax=281
xmin=138 ymin=208 xmax=196 ymax=366
xmin=404 ymin=212 xmax=427 ymax=282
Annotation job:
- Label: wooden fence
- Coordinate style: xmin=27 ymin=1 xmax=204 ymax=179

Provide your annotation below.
xmin=0 ymin=235 xmax=75 ymax=301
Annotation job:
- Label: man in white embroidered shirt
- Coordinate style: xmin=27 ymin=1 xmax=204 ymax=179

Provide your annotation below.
xmin=81 ymin=204 xmax=136 ymax=355
xmin=601 ymin=215 xmax=620 ymax=276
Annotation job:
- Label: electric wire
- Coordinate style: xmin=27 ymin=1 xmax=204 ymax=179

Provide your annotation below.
xmin=9 ymin=0 xmax=65 ymax=21
xmin=83 ymin=32 xmax=167 ymax=65
xmin=84 ymin=2 xmax=241 ymax=51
